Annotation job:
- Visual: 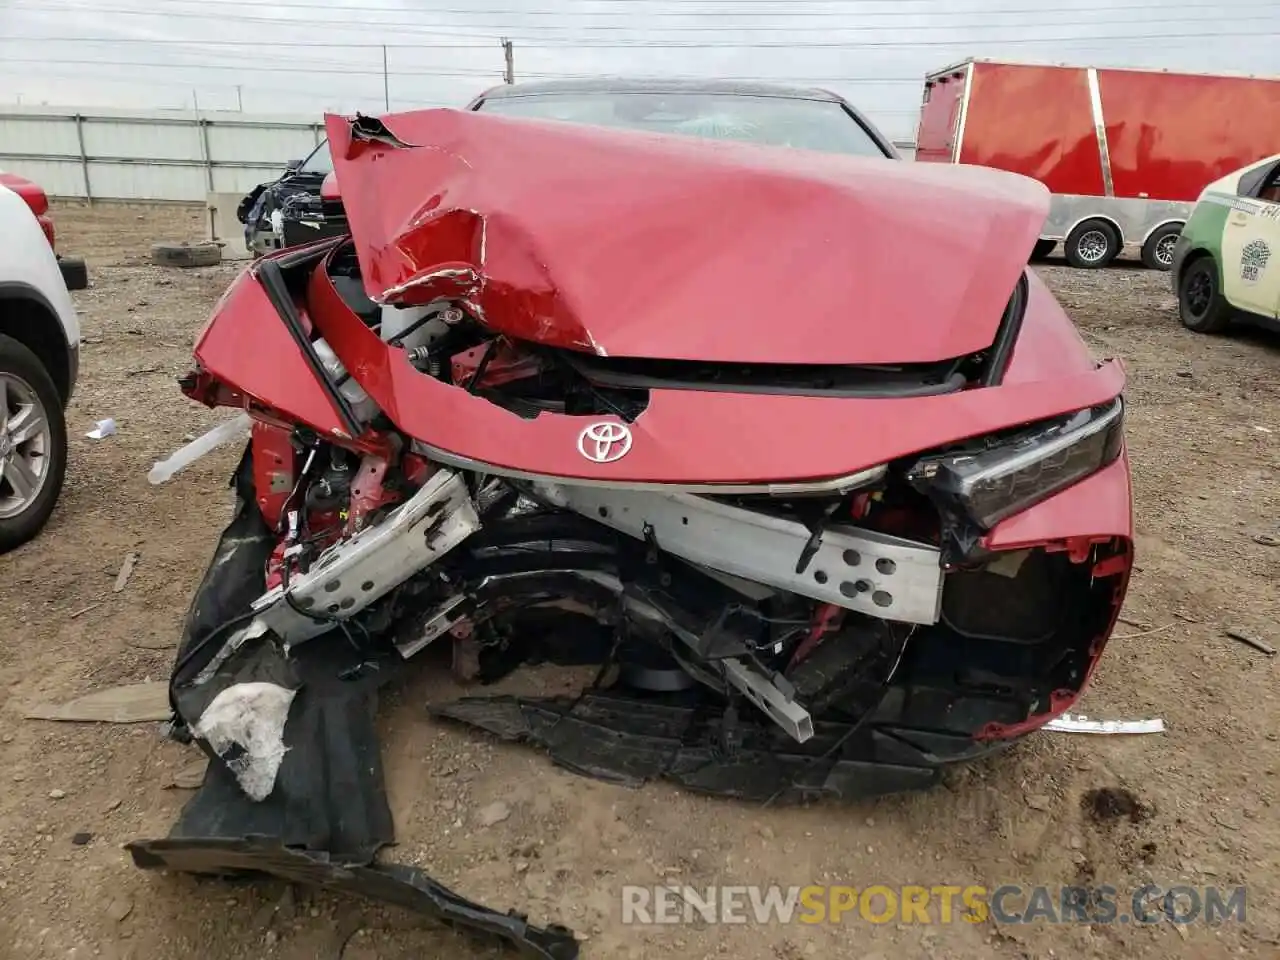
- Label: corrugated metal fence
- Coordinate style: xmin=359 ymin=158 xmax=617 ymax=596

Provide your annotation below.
xmin=0 ymin=104 xmax=917 ymax=202
xmin=0 ymin=106 xmax=324 ymax=201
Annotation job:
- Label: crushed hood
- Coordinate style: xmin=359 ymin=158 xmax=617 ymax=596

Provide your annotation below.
xmin=325 ymin=109 xmax=1049 ymax=366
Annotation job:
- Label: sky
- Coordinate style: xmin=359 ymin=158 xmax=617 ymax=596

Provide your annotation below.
xmin=1 ymin=0 xmax=1277 ymax=140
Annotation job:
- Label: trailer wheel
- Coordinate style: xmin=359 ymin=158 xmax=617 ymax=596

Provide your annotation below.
xmin=1030 ymin=239 xmax=1057 ymax=261
xmin=1177 ymin=256 xmax=1232 ymax=334
xmin=1140 ymin=223 xmax=1182 ymax=271
xmin=1064 ymin=219 xmax=1120 ymax=269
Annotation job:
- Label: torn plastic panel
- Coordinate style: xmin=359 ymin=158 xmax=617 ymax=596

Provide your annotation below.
xmin=136 ymin=449 xmax=580 ymax=958
xmin=128 ymin=838 xmax=578 ymax=960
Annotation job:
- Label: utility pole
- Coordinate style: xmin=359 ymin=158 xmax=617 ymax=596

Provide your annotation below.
xmin=382 ymin=44 xmax=390 ymax=111
xmin=501 ymin=37 xmax=514 ymax=85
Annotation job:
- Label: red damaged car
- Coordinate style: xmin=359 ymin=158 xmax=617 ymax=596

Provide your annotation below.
xmin=129 ymin=87 xmax=1131 ymax=957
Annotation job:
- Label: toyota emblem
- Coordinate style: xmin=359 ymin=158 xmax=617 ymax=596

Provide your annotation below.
xmin=577 ymin=422 xmax=633 ymax=463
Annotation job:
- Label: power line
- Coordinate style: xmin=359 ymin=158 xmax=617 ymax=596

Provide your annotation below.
xmin=0 ymin=57 xmax=506 ymax=77
xmin=16 ymin=0 xmax=1272 ymax=7
xmin=14 ymin=0 xmax=1273 ymax=17
xmin=0 ymin=56 xmax=931 ymax=84
xmin=13 ymin=2 xmax=1279 ymax=37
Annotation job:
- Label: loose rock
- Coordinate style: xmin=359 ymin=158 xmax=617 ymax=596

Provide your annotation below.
xmin=475 ymin=800 xmax=511 ymax=827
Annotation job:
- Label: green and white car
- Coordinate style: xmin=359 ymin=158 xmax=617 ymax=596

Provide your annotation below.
xmin=1172 ymin=153 xmax=1280 ymax=334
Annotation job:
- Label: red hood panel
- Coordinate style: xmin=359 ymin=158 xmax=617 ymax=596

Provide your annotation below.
xmin=325 ymin=110 xmax=1050 ymax=365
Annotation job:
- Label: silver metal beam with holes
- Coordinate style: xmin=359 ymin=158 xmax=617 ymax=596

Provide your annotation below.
xmin=253 ymin=469 xmax=481 ymax=644
xmin=720 ymin=657 xmax=814 ymax=742
xmin=529 ymin=481 xmax=944 ymax=625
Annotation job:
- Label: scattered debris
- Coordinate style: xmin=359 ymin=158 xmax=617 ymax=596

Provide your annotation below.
xmin=85 ymin=418 xmax=117 ymax=440
xmin=325 ymin=908 xmax=365 ymax=960
xmin=1173 ymin=611 xmax=1202 ymax=624
xmin=1025 ymin=794 xmax=1052 ymax=811
xmin=1117 ymin=615 xmax=1151 ymax=629
xmin=72 ymin=832 xmax=92 ymax=845
xmin=1225 ymin=629 xmax=1276 ymax=657
xmin=106 ymin=897 xmax=134 ymax=923
xmin=129 ymin=635 xmax=175 ymax=651
xmin=476 ymin=800 xmax=512 ymax=828
xmin=49 ymin=789 xmax=66 ymax=800
xmin=126 ymin=365 xmax=162 ymax=377
xmin=1082 ymin=787 xmax=1152 ymax=825
xmin=1252 ymin=534 xmax=1279 ymax=547
xmin=113 ymin=553 xmax=139 ymax=593
xmin=148 ymin=411 xmax=252 ymax=485
xmin=1043 ymin=714 xmax=1165 ymax=735
xmin=69 ymin=601 xmax=102 ymax=619
xmin=166 ymin=758 xmax=209 ymax=790
xmin=25 ymin=681 xmax=171 ymax=724
xmin=1112 ymin=622 xmax=1176 ymax=640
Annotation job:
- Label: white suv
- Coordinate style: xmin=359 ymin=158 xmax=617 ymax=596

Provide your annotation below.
xmin=0 ymin=176 xmax=81 ymax=552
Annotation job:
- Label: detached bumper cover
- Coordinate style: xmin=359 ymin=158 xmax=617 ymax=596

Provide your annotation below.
xmin=128 ymin=452 xmax=579 ymax=960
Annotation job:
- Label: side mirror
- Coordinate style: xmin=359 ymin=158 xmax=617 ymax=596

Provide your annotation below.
xmin=320 ymin=172 xmax=341 ymax=201
xmin=285 ymin=158 xmax=304 ymax=173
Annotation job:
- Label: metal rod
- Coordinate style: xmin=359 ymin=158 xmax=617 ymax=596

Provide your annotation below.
xmin=382 ymin=45 xmax=390 ymax=110
xmin=73 ymin=113 xmax=91 ymax=203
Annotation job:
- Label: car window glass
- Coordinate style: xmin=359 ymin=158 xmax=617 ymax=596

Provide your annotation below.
xmin=298 ymin=141 xmax=334 ymax=176
xmin=1236 ymin=157 xmax=1280 ymax=199
xmin=1259 ymin=167 xmax=1280 ymax=204
xmin=475 ymin=92 xmax=888 ymax=158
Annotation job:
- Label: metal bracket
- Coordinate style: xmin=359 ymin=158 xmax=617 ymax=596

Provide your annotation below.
xmin=720 ymin=657 xmax=814 ymax=743
xmin=253 ymin=469 xmax=481 ymax=644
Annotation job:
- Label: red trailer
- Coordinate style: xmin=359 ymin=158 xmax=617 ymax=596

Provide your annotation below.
xmin=915 ymin=58 xmax=1280 ymax=269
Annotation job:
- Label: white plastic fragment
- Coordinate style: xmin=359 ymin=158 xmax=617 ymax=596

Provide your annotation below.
xmin=148 ymin=412 xmax=252 ymax=484
xmin=86 ymin=418 xmax=116 ymax=439
xmin=191 ymin=681 xmax=296 ymax=801
xmin=1043 ymin=713 xmax=1164 ymax=735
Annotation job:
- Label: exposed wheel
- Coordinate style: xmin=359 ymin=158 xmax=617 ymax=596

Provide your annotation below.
xmin=1177 ymin=256 xmax=1232 ymax=334
xmin=0 ymin=334 xmax=68 ymax=553
xmin=1030 ymin=239 xmax=1057 ymax=261
xmin=1064 ymin=219 xmax=1121 ymax=269
xmin=1141 ymin=223 xmax=1182 ymax=271
xmin=150 ymin=241 xmax=222 ymax=269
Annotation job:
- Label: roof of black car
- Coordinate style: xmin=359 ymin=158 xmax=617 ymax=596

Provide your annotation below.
xmin=473 ymin=77 xmax=844 ymax=102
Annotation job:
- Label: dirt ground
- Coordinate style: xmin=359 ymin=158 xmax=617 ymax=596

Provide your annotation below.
xmin=0 ymin=201 xmax=1277 ymax=960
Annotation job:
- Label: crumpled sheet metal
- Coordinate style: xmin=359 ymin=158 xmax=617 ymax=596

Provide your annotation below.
xmin=325 ymin=108 xmax=1051 ymax=366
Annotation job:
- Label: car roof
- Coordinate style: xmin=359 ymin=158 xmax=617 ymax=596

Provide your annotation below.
xmin=472 ymin=77 xmax=846 ymax=103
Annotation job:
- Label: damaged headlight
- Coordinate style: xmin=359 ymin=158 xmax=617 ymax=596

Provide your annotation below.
xmin=908 ymin=397 xmax=1124 ymax=529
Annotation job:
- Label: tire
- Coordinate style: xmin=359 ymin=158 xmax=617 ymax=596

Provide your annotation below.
xmin=1177 ymin=255 xmax=1233 ymax=334
xmin=1030 ymin=239 xmax=1057 ymax=261
xmin=0 ymin=333 xmax=69 ymax=554
xmin=58 ymin=256 xmax=89 ymax=291
xmin=150 ymin=241 xmax=222 ymax=269
xmin=1141 ymin=223 xmax=1182 ymax=271
xmin=1064 ymin=219 xmax=1121 ymax=269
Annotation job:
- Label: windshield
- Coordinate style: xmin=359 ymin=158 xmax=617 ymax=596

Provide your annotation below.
xmin=473 ymin=91 xmax=889 ymax=158
xmin=297 ymin=140 xmax=333 ymax=176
